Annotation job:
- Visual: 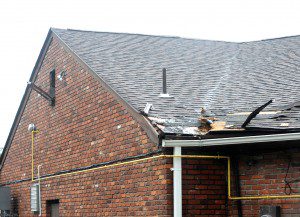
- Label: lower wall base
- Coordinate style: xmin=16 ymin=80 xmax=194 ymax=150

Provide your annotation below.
xmin=3 ymin=157 xmax=173 ymax=217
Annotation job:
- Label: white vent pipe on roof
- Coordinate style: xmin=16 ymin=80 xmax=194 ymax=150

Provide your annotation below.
xmin=159 ymin=68 xmax=172 ymax=98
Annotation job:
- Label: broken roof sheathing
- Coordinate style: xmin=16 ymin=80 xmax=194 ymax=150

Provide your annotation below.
xmin=52 ymin=28 xmax=300 ymax=135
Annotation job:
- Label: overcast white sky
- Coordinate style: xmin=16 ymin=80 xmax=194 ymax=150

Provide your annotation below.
xmin=0 ymin=0 xmax=299 ymax=148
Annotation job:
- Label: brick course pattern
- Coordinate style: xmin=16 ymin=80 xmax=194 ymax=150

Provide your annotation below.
xmin=229 ymin=149 xmax=300 ymax=217
xmin=182 ymin=158 xmax=227 ymax=217
xmin=0 ymin=37 xmax=173 ymax=216
xmin=1 ymin=35 xmax=300 ymax=217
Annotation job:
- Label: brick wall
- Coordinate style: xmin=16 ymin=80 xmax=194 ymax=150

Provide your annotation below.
xmin=1 ymin=33 xmax=300 ymax=217
xmin=182 ymin=150 xmax=227 ymax=217
xmin=6 ymin=158 xmax=173 ymax=217
xmin=0 ymin=36 xmax=173 ymax=216
xmin=229 ymin=148 xmax=300 ymax=217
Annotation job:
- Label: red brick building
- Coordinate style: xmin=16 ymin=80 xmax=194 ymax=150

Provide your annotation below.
xmin=0 ymin=28 xmax=299 ymax=216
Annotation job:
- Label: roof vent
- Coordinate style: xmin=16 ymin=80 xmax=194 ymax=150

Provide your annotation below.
xmin=143 ymin=103 xmax=153 ymax=115
xmin=159 ymin=68 xmax=172 ymax=98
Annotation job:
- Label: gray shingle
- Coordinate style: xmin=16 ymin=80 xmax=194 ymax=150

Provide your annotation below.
xmin=52 ymin=28 xmax=300 ymax=135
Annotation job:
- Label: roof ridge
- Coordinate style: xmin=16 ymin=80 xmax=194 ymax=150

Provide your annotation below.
xmin=51 ymin=27 xmax=300 ymax=43
xmin=52 ymin=27 xmax=300 ymax=44
xmin=51 ymin=27 xmax=236 ymax=44
xmin=261 ymin=35 xmax=300 ymax=41
xmin=239 ymin=35 xmax=300 ymax=43
xmin=52 ymin=27 xmax=181 ymax=39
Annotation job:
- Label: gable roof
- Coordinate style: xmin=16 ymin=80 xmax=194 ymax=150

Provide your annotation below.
xmin=1 ymin=29 xmax=300 ymax=168
xmin=52 ymin=28 xmax=300 ymax=135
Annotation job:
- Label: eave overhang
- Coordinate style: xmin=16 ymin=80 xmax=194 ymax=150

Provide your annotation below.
xmin=162 ymin=132 xmax=300 ymax=147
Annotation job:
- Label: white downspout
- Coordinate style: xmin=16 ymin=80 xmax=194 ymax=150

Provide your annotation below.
xmin=37 ymin=165 xmax=42 ymax=216
xmin=173 ymin=147 xmax=182 ymax=217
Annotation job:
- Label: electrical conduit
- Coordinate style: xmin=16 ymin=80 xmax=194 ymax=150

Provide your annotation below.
xmin=30 ymin=132 xmax=300 ymax=205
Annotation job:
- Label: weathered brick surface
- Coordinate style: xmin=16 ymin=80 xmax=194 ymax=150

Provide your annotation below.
xmin=6 ymin=158 xmax=173 ymax=216
xmin=229 ymin=149 xmax=300 ymax=217
xmin=1 ymin=34 xmax=300 ymax=217
xmin=0 ymin=37 xmax=173 ymax=216
xmin=181 ymin=150 xmax=227 ymax=217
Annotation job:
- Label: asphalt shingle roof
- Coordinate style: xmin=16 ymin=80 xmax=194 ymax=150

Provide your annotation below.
xmin=53 ymin=28 xmax=300 ymax=135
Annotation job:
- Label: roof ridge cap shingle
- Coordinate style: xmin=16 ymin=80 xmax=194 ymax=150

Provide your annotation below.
xmin=239 ymin=35 xmax=300 ymax=44
xmin=52 ymin=27 xmax=300 ymax=44
xmin=51 ymin=27 xmax=237 ymax=44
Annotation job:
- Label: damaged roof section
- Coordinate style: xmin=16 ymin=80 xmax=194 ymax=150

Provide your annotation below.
xmin=246 ymin=102 xmax=300 ymax=132
xmin=149 ymin=116 xmax=201 ymax=135
xmin=149 ymin=101 xmax=300 ymax=136
xmin=52 ymin=28 xmax=300 ymax=136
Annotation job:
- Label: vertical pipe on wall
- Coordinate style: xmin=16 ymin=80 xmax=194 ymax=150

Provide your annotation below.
xmin=31 ymin=129 xmax=39 ymax=181
xmin=31 ymin=131 xmax=35 ymax=181
xmin=37 ymin=165 xmax=42 ymax=216
xmin=173 ymin=147 xmax=182 ymax=217
xmin=233 ymin=158 xmax=243 ymax=217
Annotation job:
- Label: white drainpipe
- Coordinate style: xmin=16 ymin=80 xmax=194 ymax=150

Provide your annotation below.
xmin=163 ymin=132 xmax=300 ymax=216
xmin=172 ymin=147 xmax=182 ymax=217
xmin=37 ymin=165 xmax=42 ymax=216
